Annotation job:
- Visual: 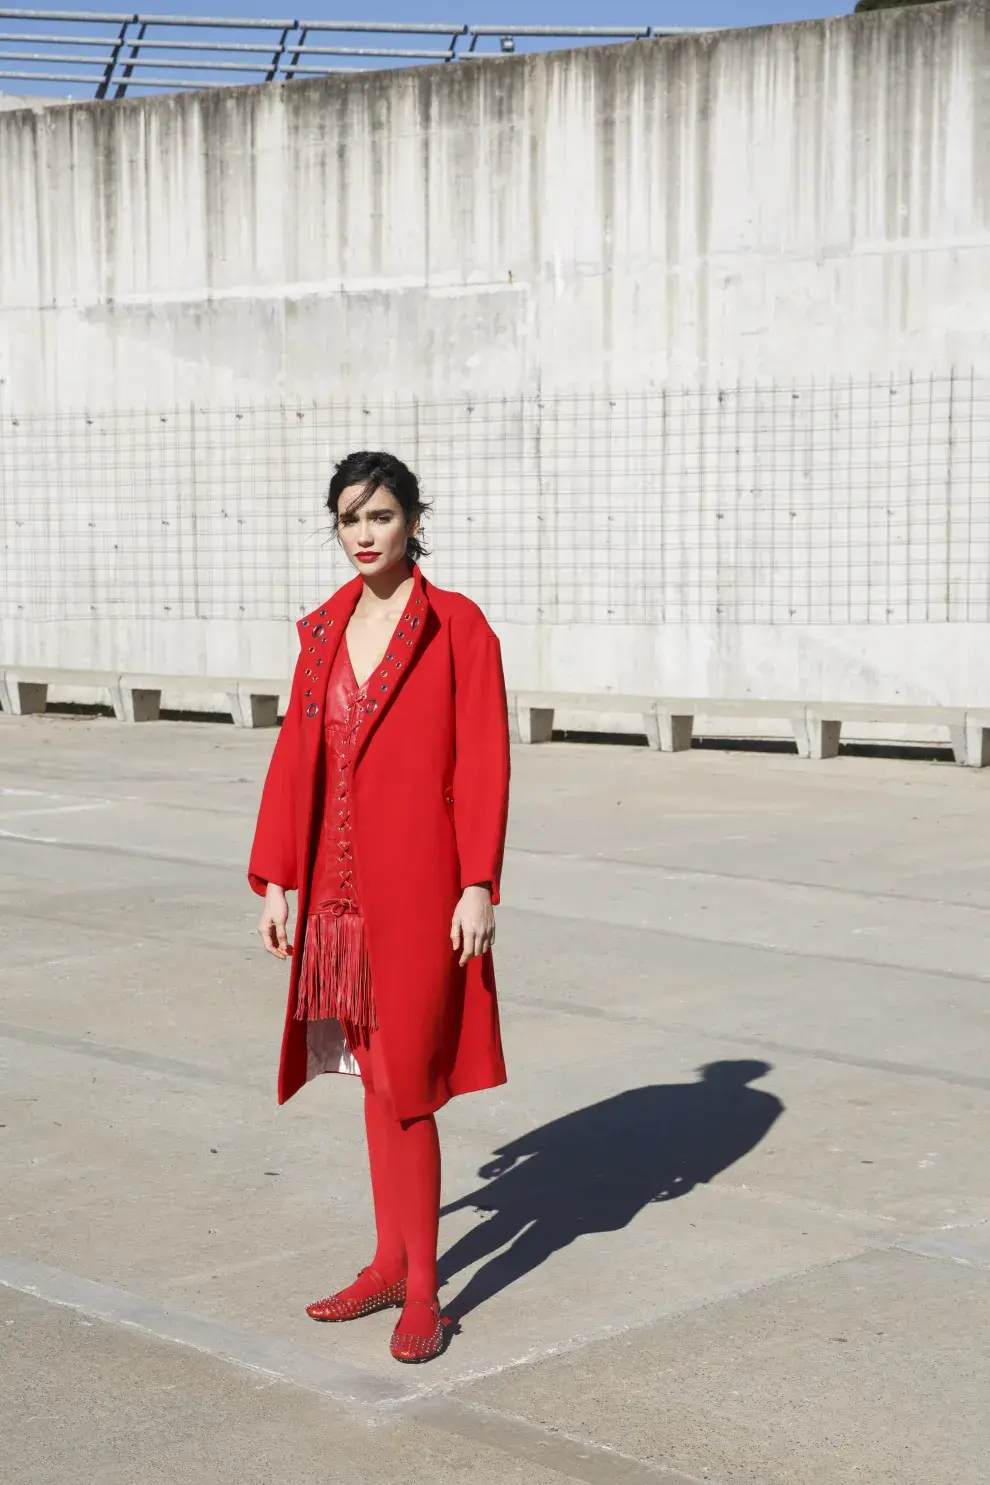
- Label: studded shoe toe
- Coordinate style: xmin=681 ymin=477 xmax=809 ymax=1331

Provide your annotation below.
xmin=306 ymin=1267 xmax=406 ymax=1323
xmin=390 ymin=1300 xmax=452 ymax=1363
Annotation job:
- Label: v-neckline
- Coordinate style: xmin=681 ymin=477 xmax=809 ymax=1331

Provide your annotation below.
xmin=345 ymin=629 xmax=401 ymax=693
xmin=342 ymin=636 xmax=369 ymax=694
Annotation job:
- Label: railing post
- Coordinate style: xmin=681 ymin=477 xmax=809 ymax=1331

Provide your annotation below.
xmin=283 ymin=25 xmax=309 ymax=82
xmin=96 ymin=15 xmax=134 ymax=101
xmin=113 ymin=17 xmax=148 ymax=101
xmin=265 ymin=23 xmax=293 ymax=83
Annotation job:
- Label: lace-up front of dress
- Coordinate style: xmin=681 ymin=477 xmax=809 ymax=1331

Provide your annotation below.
xmin=295 ymin=641 xmax=376 ymax=1031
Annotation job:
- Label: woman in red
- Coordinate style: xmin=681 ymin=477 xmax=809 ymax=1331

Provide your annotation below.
xmin=250 ymin=451 xmax=510 ymax=1364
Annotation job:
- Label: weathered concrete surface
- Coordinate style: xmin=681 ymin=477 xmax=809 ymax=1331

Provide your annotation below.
xmin=1 ymin=715 xmax=989 ymax=1482
xmin=3 ymin=4 xmax=990 ymax=715
xmin=3 ymin=3 xmax=987 ymax=409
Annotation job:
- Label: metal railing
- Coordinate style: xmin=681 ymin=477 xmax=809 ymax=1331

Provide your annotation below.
xmin=0 ymin=10 xmax=720 ymax=99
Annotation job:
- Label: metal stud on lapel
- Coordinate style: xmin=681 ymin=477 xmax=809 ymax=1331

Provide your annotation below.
xmin=306 ymin=704 xmax=319 ymax=718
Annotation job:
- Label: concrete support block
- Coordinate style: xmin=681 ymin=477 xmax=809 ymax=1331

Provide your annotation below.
xmin=506 ymin=693 xmax=521 ymax=745
xmin=642 ymin=709 xmax=661 ymax=752
xmin=517 ymin=703 xmax=554 ymax=744
xmin=791 ymin=713 xmax=812 ymax=759
xmin=121 ymin=687 xmax=161 ymax=723
xmin=657 ymin=710 xmax=694 ymax=753
xmin=231 ymin=689 xmax=279 ymax=729
xmin=107 ymin=683 xmax=126 ymax=723
xmin=964 ymin=715 xmax=990 ymax=769
xmin=6 ymin=679 xmax=48 ymax=716
xmin=948 ymin=726 xmax=968 ymax=767
xmin=805 ymin=711 xmax=842 ymax=761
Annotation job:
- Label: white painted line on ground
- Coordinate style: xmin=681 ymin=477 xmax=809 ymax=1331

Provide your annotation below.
xmin=0 ymin=801 xmax=112 ymax=821
xmin=0 ymin=829 xmax=228 ymax=870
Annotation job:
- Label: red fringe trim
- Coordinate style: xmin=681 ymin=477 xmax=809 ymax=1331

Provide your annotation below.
xmin=295 ymin=909 xmax=376 ymax=1028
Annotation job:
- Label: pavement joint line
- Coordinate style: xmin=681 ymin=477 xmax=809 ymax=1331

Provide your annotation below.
xmin=0 ymin=1022 xmax=266 ymax=1091
xmin=506 ymin=902 xmax=990 ymax=990
xmin=0 ymin=1255 xmax=713 ymax=1484
xmin=510 ymin=999 xmax=990 ymax=1094
xmin=6 ymin=823 xmax=990 ymax=919
xmin=0 ymin=1254 xmax=414 ymax=1416
xmin=4 ymin=1001 xmax=990 ymax=1102
xmin=895 ymin=1230 xmax=990 ymax=1270
xmin=398 ymin=1395 xmax=713 ymax=1485
xmin=509 ymin=845 xmax=990 ymax=916
xmin=6 ymin=826 xmax=990 ymax=994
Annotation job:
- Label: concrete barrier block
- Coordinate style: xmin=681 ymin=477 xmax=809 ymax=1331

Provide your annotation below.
xmin=656 ymin=709 xmax=694 ymax=753
xmin=232 ymin=687 xmax=280 ymax=729
xmin=805 ymin=710 xmax=842 ymax=761
xmin=6 ymin=679 xmax=48 ymax=716
xmin=965 ymin=714 xmax=990 ymax=768
xmin=517 ymin=702 xmax=554 ymax=744
xmin=948 ymin=726 xmax=968 ymax=767
xmin=791 ymin=711 xmax=812 ymax=759
xmin=120 ymin=686 xmax=161 ymax=723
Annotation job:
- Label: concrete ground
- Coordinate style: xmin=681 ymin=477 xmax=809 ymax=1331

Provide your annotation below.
xmin=1 ymin=713 xmax=989 ymax=1485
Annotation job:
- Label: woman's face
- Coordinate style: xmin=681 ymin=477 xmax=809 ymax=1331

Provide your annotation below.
xmin=336 ymin=483 xmax=416 ymax=578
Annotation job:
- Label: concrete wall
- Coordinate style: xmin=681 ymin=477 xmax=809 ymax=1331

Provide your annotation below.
xmin=2 ymin=0 xmax=990 ymax=712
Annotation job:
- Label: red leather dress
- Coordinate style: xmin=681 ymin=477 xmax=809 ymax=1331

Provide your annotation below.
xmin=294 ymin=640 xmax=376 ymax=1032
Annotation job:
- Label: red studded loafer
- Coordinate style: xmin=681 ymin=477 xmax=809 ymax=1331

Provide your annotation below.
xmin=306 ymin=1267 xmax=406 ymax=1323
xmin=390 ymin=1300 xmax=452 ymax=1363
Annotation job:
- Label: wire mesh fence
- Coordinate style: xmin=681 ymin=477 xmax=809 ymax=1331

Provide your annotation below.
xmin=2 ymin=373 xmax=989 ymax=627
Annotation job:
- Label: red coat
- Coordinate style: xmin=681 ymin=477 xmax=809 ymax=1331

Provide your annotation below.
xmin=248 ymin=565 xmax=510 ymax=1121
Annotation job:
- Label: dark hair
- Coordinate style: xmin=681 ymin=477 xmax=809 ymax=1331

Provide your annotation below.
xmin=326 ymin=451 xmax=430 ymax=563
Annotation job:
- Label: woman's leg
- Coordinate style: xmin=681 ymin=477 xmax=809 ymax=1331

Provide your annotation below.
xmin=367 ymin=1032 xmax=443 ymax=1336
xmin=363 ymin=1084 xmax=407 ymax=1284
xmin=319 ymin=1035 xmax=406 ymax=1308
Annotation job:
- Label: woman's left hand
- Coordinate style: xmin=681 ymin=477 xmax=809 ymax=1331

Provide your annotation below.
xmin=450 ymin=884 xmax=495 ymax=967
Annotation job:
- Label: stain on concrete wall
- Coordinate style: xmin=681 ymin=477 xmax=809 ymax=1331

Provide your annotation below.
xmin=1 ymin=2 xmax=988 ymax=414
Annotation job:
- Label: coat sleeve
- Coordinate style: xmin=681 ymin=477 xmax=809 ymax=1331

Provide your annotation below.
xmin=247 ymin=649 xmax=304 ymax=897
xmin=451 ymin=612 xmax=511 ymax=906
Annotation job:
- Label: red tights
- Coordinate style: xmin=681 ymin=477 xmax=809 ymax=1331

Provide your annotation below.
xmin=336 ymin=1030 xmax=441 ymax=1338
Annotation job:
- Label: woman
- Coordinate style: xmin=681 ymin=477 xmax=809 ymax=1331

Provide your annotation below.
xmin=249 ymin=451 xmax=510 ymax=1364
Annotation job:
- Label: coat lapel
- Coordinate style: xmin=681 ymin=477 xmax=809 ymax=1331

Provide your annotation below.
xmin=353 ymin=564 xmax=432 ymax=764
xmin=295 ymin=576 xmax=362 ymax=725
xmin=295 ymin=565 xmax=432 ymax=765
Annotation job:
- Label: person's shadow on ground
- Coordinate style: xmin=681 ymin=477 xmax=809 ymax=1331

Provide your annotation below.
xmin=439 ymin=1059 xmax=784 ymax=1322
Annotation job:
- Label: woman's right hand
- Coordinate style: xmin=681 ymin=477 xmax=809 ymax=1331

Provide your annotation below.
xmin=258 ymin=883 xmax=293 ymax=961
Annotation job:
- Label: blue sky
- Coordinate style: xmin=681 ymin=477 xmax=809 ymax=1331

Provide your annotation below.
xmin=9 ymin=1 xmax=852 ymax=25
